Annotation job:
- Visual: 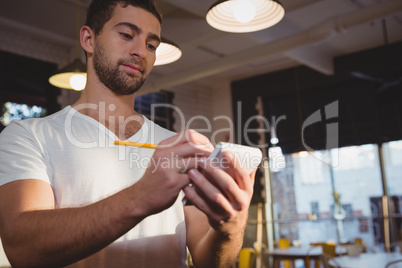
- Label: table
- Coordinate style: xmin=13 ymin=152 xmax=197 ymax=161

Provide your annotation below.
xmin=329 ymin=252 xmax=402 ymax=268
xmin=264 ymin=246 xmax=323 ymax=268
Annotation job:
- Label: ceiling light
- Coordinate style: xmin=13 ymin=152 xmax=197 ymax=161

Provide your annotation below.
xmin=49 ymin=0 xmax=86 ymax=91
xmin=270 ymin=117 xmax=279 ymax=145
xmin=233 ymin=0 xmax=256 ymax=23
xmin=154 ymin=38 xmax=182 ymax=66
xmin=206 ymin=0 xmax=285 ymax=33
xmin=49 ymin=58 xmax=87 ymax=91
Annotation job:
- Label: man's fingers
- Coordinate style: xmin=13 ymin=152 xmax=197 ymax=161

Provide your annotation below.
xmin=198 ymin=160 xmax=241 ymax=203
xmin=187 ymin=168 xmax=234 ymax=210
xmin=168 ymin=142 xmax=212 ymax=159
xmin=158 ymin=129 xmax=213 ymax=151
xmin=175 ymin=157 xmax=207 ymax=174
xmin=183 ymin=178 xmax=231 ymax=222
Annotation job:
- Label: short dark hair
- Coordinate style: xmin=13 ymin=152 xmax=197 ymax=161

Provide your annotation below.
xmin=85 ymin=0 xmax=163 ymax=36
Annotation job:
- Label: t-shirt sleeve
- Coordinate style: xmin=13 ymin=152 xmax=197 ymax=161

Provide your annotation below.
xmin=0 ymin=120 xmax=52 ymax=187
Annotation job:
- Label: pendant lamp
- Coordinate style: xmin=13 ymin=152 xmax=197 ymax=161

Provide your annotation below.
xmin=49 ymin=0 xmax=86 ymax=91
xmin=270 ymin=117 xmax=279 ymax=145
xmin=206 ymin=0 xmax=285 ymax=33
xmin=154 ymin=38 xmax=182 ymax=66
xmin=49 ymin=58 xmax=87 ymax=91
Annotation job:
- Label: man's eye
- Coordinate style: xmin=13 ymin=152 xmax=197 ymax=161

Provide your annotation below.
xmin=147 ymin=43 xmax=157 ymax=51
xmin=120 ymin=33 xmax=133 ymax=39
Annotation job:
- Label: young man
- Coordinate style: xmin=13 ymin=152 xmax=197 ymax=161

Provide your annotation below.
xmin=0 ymin=1 xmax=255 ymax=267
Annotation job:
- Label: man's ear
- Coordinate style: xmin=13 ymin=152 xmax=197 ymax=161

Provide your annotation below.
xmin=80 ymin=26 xmax=95 ymax=54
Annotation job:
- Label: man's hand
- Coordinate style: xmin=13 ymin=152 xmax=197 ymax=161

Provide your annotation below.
xmin=184 ymin=151 xmax=256 ymax=268
xmin=185 ymin=151 xmax=254 ymax=233
xmin=134 ymin=130 xmax=214 ymax=216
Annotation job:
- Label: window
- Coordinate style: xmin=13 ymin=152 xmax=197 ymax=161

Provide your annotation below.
xmin=269 ymin=144 xmax=390 ymax=248
xmin=134 ymin=91 xmax=174 ymax=130
xmin=0 ymin=102 xmax=47 ymax=128
xmin=0 ymin=50 xmax=59 ymax=133
xmin=293 ymin=151 xmax=326 ymax=185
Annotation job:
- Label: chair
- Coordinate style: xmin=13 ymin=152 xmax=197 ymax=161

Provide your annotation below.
xmin=309 ymin=242 xmax=337 ymax=268
xmin=322 ymin=244 xmax=336 ymax=257
xmin=385 ymin=259 xmax=402 ymax=268
xmin=238 ymin=247 xmax=257 ymax=268
xmin=352 ymin=237 xmax=368 ymax=253
xmin=310 ymin=242 xmax=337 ymax=256
xmin=278 ymin=238 xmax=291 ymax=248
xmin=278 ymin=238 xmax=292 ymax=268
xmin=354 ymin=237 xmax=363 ymax=245
xmin=352 ymin=238 xmax=376 ymax=253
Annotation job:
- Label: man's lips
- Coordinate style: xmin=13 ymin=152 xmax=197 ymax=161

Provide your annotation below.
xmin=121 ymin=64 xmax=143 ymax=74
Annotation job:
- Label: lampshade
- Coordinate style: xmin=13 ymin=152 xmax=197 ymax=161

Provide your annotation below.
xmin=49 ymin=0 xmax=87 ymax=91
xmin=206 ymin=0 xmax=285 ymax=33
xmin=49 ymin=58 xmax=87 ymax=91
xmin=154 ymin=38 xmax=182 ymax=66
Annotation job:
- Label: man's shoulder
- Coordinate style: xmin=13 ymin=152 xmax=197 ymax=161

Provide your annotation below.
xmin=0 ymin=106 xmax=70 ymax=137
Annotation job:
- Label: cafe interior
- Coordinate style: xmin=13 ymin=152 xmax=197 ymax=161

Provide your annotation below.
xmin=1 ymin=0 xmax=402 ymax=267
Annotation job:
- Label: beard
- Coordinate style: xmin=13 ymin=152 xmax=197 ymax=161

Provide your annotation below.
xmin=93 ymin=41 xmax=147 ymax=95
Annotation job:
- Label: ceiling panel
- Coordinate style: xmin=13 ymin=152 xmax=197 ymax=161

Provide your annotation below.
xmin=0 ymin=0 xmax=401 ymax=92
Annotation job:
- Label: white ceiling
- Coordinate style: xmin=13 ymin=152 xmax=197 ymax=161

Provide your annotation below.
xmin=0 ymin=0 xmax=401 ymax=94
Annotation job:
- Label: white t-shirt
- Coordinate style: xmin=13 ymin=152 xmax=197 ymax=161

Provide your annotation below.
xmin=0 ymin=106 xmax=188 ymax=268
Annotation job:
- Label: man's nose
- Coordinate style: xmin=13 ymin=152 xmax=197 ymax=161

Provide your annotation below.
xmin=129 ymin=40 xmax=146 ymax=59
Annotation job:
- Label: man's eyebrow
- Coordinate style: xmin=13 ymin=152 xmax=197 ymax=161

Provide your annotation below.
xmin=115 ymin=22 xmax=161 ymax=43
xmin=148 ymin=33 xmax=161 ymax=44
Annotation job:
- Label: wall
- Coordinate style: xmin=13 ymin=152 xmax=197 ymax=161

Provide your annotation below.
xmin=0 ymin=26 xmax=82 ymax=108
xmin=169 ymin=80 xmax=234 ymax=145
xmin=232 ymin=42 xmax=402 ymax=154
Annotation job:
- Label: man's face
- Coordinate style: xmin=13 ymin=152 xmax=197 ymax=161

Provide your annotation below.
xmin=92 ymin=5 xmax=161 ymax=95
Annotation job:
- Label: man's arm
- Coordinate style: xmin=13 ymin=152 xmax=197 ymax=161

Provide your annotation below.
xmin=184 ymin=206 xmax=247 ymax=268
xmin=184 ymin=152 xmax=255 ymax=268
xmin=0 ymin=179 xmax=148 ymax=267
xmin=0 ymin=130 xmax=213 ymax=268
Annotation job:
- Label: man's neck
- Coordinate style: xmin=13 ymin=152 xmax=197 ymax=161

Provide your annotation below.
xmin=72 ymin=79 xmax=144 ymax=140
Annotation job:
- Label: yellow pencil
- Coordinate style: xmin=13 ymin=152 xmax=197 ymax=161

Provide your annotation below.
xmin=114 ymin=140 xmax=158 ymax=149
